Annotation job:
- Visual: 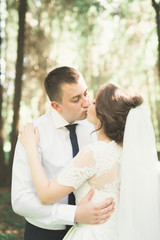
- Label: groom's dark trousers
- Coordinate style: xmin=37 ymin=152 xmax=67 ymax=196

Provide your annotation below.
xmin=24 ymin=221 xmax=68 ymax=240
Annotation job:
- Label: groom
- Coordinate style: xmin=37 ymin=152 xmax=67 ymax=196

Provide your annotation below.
xmin=11 ymin=66 xmax=114 ymax=240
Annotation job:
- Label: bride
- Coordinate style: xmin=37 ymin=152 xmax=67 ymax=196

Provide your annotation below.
xmin=19 ymin=83 xmax=160 ymax=240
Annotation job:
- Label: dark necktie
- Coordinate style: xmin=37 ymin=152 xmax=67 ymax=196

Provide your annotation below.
xmin=66 ymin=124 xmax=79 ymax=158
xmin=65 ymin=124 xmax=79 ymax=230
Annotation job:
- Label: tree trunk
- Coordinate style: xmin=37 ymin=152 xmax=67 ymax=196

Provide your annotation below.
xmin=151 ymin=0 xmax=160 ymax=143
xmin=152 ymin=0 xmax=160 ymax=79
xmin=0 ymin=84 xmax=4 ymax=161
xmin=7 ymin=0 xmax=27 ymax=186
xmin=0 ymin=0 xmax=8 ymax=186
xmin=0 ymin=83 xmax=8 ymax=186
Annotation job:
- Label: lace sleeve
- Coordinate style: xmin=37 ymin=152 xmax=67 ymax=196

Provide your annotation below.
xmin=57 ymin=146 xmax=96 ymax=189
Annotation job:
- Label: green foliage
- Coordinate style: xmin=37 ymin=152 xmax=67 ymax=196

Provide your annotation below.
xmin=0 ymin=188 xmax=25 ymax=239
xmin=0 ymin=234 xmax=18 ymax=240
xmin=2 ymin=208 xmax=25 ymax=228
xmin=0 ymin=191 xmax=10 ymax=204
xmin=1 ymin=0 xmax=160 ymax=167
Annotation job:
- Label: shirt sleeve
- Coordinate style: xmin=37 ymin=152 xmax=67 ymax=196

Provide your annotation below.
xmin=57 ymin=146 xmax=96 ymax=189
xmin=11 ymin=140 xmax=76 ymax=229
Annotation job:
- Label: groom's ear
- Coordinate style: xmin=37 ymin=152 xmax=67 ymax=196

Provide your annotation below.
xmin=51 ymin=101 xmax=62 ymax=112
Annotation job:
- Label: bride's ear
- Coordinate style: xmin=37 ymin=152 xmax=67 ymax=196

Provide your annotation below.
xmin=51 ymin=101 xmax=62 ymax=112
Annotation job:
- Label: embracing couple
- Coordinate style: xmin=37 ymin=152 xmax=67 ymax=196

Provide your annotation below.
xmin=11 ymin=66 xmax=160 ymax=240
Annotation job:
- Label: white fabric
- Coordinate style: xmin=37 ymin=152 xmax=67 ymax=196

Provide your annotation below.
xmin=11 ymin=108 xmax=96 ymax=230
xmin=57 ymin=140 xmax=122 ymax=239
xmin=118 ymin=105 xmax=160 ymax=240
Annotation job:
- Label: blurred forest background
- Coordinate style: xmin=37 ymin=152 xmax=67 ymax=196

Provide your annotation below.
xmin=0 ymin=0 xmax=160 ymax=239
xmin=0 ymin=0 xmax=160 ymax=188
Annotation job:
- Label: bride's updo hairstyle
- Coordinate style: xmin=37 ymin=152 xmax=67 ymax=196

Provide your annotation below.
xmin=95 ymin=83 xmax=143 ymax=143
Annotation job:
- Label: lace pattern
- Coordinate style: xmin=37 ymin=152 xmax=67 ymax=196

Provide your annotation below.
xmin=57 ymin=140 xmax=122 ymax=228
xmin=58 ymin=140 xmax=122 ymax=195
xmin=88 ymin=141 xmax=122 ymax=177
xmin=58 ymin=163 xmax=96 ymax=189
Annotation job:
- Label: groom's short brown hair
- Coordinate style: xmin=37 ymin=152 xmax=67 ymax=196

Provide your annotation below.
xmin=44 ymin=66 xmax=80 ymax=103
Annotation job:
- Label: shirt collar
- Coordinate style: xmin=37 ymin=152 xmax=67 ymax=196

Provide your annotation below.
xmin=51 ymin=108 xmax=82 ymax=129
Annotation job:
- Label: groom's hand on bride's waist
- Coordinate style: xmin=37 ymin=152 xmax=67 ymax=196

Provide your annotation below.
xmin=74 ymin=187 xmax=115 ymax=225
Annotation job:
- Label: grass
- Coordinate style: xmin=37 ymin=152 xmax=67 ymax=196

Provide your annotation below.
xmin=0 ymin=188 xmax=25 ymax=240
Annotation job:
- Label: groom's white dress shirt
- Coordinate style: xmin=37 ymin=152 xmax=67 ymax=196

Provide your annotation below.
xmin=11 ymin=108 xmax=95 ymax=230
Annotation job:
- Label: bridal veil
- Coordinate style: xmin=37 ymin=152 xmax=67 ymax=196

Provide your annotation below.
xmin=118 ymin=105 xmax=160 ymax=240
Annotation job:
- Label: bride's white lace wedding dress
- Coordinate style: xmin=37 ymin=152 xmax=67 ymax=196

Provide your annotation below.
xmin=58 ymin=140 xmax=122 ymax=240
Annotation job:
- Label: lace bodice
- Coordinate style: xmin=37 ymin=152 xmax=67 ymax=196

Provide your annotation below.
xmin=58 ymin=140 xmax=122 ymax=225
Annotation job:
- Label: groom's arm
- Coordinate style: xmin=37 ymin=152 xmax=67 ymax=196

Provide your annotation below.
xmin=75 ymin=188 xmax=114 ymax=224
